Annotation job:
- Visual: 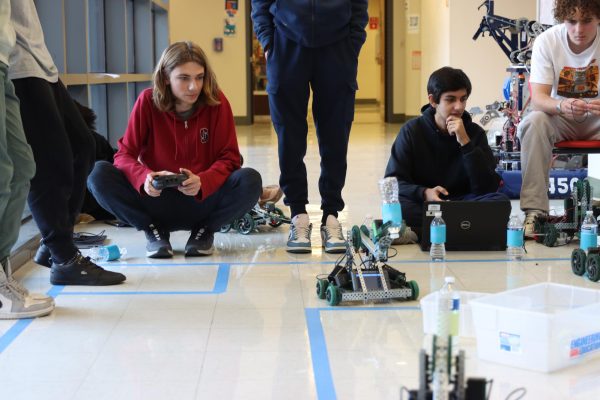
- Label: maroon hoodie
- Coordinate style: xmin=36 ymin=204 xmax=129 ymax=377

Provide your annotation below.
xmin=114 ymin=88 xmax=241 ymax=199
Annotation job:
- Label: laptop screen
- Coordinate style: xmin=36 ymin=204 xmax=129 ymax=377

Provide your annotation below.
xmin=419 ymin=201 xmax=511 ymax=251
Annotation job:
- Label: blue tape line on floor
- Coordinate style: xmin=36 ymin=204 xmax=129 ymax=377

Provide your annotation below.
xmin=305 ymin=308 xmax=336 ymax=400
xmin=305 ymin=306 xmax=421 ymax=400
xmin=59 ymin=263 xmax=230 ymax=296
xmin=0 ymin=319 xmax=33 ymax=353
xmin=0 ymin=286 xmax=64 ymax=354
xmin=96 ymin=257 xmax=570 ymax=267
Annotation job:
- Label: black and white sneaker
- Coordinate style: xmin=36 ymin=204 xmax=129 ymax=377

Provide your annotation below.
xmin=50 ymin=253 xmax=126 ymax=286
xmin=185 ymin=227 xmax=215 ymax=256
xmin=144 ymin=224 xmax=173 ymax=258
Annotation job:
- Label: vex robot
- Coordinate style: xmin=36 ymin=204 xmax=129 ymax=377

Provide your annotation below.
xmin=473 ymin=0 xmax=550 ymax=167
xmin=220 ymin=202 xmax=290 ymax=235
xmin=533 ymin=179 xmax=594 ymax=248
xmin=404 ymin=338 xmax=490 ymax=400
xmin=316 ymin=220 xmax=418 ymax=306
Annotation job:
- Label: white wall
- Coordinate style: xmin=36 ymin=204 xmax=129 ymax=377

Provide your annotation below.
xmin=418 ymin=0 xmax=449 ymax=110
xmin=448 ymin=0 xmax=536 ymax=112
xmin=356 ymin=1 xmax=381 ymax=101
xmin=168 ymin=0 xmax=537 ymax=121
xmin=170 ymin=0 xmax=249 ymax=118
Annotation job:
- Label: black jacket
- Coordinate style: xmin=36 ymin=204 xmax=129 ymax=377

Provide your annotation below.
xmin=384 ymin=105 xmax=501 ymax=202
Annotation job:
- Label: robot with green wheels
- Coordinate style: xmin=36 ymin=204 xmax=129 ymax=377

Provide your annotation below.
xmin=220 ymin=202 xmax=290 ymax=235
xmin=316 ymin=219 xmax=419 ymax=306
xmin=533 ymin=179 xmax=594 ymax=247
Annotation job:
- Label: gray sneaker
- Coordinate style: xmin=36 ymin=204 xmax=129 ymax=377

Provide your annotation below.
xmin=144 ymin=224 xmax=173 ymax=258
xmin=287 ymin=214 xmax=312 ymax=253
xmin=1 ymin=258 xmax=53 ymax=302
xmin=320 ymin=215 xmax=346 ymax=253
xmin=185 ymin=227 xmax=215 ymax=256
xmin=0 ymin=268 xmax=54 ymax=319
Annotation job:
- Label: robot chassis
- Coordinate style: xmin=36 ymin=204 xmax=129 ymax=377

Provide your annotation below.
xmin=533 ymin=179 xmax=594 ymax=248
xmin=220 ymin=202 xmax=290 ymax=235
xmin=316 ymin=220 xmax=419 ymax=306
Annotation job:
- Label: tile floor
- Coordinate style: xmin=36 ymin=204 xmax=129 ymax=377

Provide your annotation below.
xmin=2 ymin=105 xmax=600 ymax=399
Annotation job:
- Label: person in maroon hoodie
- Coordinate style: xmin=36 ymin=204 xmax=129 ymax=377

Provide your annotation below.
xmin=87 ymin=41 xmax=261 ymax=258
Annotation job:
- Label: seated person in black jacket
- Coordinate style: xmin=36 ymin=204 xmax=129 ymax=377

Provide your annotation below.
xmin=384 ymin=66 xmax=509 ymax=241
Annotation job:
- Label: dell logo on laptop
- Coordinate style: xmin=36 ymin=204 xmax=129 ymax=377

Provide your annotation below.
xmin=460 ymin=220 xmax=471 ymax=230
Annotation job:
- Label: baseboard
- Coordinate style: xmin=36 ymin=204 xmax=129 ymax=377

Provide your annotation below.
xmin=234 ymin=116 xmax=252 ymax=125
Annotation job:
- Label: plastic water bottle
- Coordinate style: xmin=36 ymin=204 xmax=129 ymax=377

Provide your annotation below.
xmin=378 ymin=177 xmax=402 ymax=239
xmin=90 ymin=244 xmax=127 ymax=262
xmin=433 ymin=276 xmax=460 ymax=400
xmin=580 ymin=211 xmax=598 ymax=251
xmin=430 ymin=212 xmax=446 ymax=261
xmin=506 ymin=215 xmax=525 ymax=260
xmin=438 ymin=276 xmax=460 ymax=337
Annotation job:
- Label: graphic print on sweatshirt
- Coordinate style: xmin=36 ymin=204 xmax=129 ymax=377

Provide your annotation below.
xmin=557 ymin=60 xmax=599 ymax=98
xmin=200 ymin=127 xmax=209 ymax=144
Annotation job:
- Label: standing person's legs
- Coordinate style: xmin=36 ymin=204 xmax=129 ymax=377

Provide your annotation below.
xmin=310 ymin=37 xmax=357 ymax=253
xmin=266 ymin=29 xmax=313 ymax=253
xmin=266 ymin=29 xmax=311 ymax=218
xmin=51 ymin=80 xmax=95 ymax=226
xmin=13 ymin=78 xmax=80 ymax=263
xmin=14 ymin=79 xmax=123 ymax=285
xmin=311 ymin=37 xmax=357 ymax=221
xmin=0 ymin=65 xmax=35 ymax=262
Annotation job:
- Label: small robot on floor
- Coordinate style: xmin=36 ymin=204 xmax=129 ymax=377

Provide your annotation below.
xmin=404 ymin=336 xmax=491 ymax=400
xmin=316 ymin=219 xmax=419 ymax=306
xmin=220 ymin=202 xmax=290 ymax=235
xmin=532 ymin=179 xmax=595 ymax=247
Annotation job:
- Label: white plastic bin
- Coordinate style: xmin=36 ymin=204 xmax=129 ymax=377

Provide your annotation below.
xmin=470 ymin=282 xmax=600 ymax=372
xmin=420 ymin=290 xmax=487 ymax=338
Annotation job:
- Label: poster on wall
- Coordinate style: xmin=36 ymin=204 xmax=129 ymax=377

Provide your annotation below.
xmin=407 ymin=14 xmax=420 ymax=34
xmin=224 ymin=0 xmax=238 ymax=36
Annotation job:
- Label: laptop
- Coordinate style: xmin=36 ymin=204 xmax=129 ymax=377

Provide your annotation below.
xmin=419 ymin=201 xmax=511 ymax=251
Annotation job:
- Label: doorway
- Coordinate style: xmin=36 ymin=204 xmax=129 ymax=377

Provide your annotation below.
xmin=246 ymin=0 xmax=391 ymax=122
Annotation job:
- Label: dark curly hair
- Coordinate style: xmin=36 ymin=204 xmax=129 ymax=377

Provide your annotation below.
xmin=554 ymin=0 xmax=600 ymax=21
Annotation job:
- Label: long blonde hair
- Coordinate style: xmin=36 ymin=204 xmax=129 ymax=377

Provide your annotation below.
xmin=152 ymin=41 xmax=220 ymax=112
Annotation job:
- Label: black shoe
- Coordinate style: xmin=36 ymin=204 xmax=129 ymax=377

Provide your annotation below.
xmin=185 ymin=227 xmax=215 ymax=256
xmin=50 ymin=253 xmax=126 ymax=286
xmin=33 ymin=243 xmax=52 ymax=268
xmin=144 ymin=224 xmax=173 ymax=258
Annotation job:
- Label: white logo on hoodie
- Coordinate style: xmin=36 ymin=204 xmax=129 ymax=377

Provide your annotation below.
xmin=200 ymin=128 xmax=209 ymax=144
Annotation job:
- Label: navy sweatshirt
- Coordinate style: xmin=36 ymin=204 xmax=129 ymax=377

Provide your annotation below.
xmin=251 ymin=0 xmax=368 ymax=55
xmin=384 ymin=105 xmax=501 ymax=202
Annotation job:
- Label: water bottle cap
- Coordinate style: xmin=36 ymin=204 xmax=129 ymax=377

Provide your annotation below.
xmin=434 ymin=211 xmax=442 ymax=217
xmin=586 ymin=210 xmax=593 ymax=215
xmin=444 ymin=276 xmax=455 ymax=283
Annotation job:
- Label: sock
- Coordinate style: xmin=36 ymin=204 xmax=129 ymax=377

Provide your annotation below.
xmin=290 ymin=205 xmax=307 ymax=219
xmin=322 ymin=211 xmax=338 ymax=225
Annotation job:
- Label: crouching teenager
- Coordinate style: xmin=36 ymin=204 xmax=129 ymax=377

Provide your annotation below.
xmin=384 ymin=66 xmax=509 ymax=239
xmin=88 ymin=41 xmax=261 ymax=258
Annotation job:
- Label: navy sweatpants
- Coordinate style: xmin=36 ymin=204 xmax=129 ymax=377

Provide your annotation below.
xmin=87 ymin=161 xmax=262 ymax=233
xmin=266 ymin=28 xmax=358 ymax=216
